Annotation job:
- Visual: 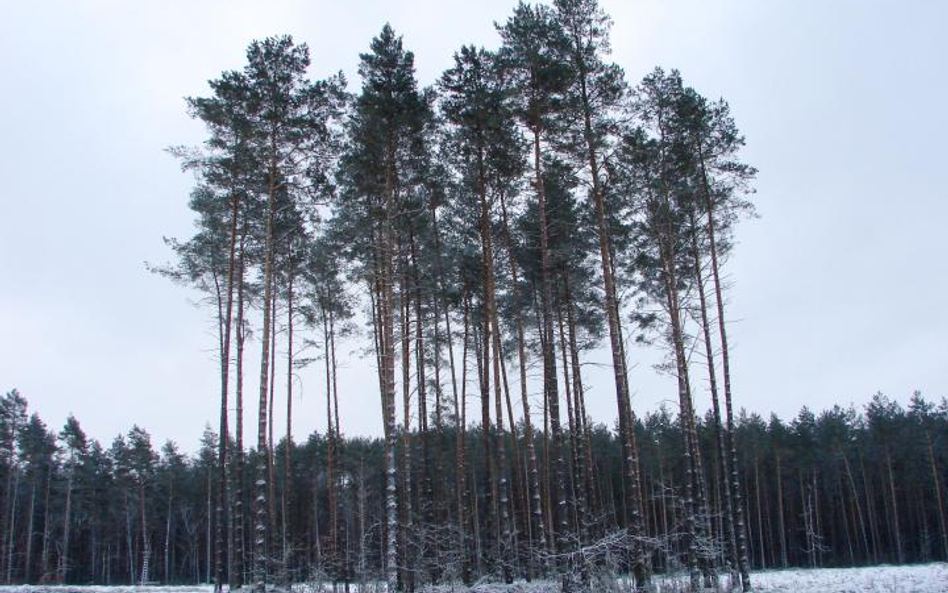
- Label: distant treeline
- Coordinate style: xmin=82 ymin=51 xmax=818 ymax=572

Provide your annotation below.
xmin=1 ymin=389 xmax=945 ymax=587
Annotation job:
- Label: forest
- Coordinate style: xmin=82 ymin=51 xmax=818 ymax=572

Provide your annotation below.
xmin=2 ymin=0 xmax=944 ymax=591
xmin=1 ymin=391 xmax=946 ymax=590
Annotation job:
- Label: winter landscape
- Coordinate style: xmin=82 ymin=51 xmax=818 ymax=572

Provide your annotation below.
xmin=2 ymin=0 xmax=946 ymax=592
xmin=1 ymin=564 xmax=947 ymax=593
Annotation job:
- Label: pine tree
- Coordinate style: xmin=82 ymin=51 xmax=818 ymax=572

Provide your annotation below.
xmin=233 ymin=36 xmax=345 ymax=592
xmin=58 ymin=416 xmax=88 ymax=584
xmin=16 ymin=414 xmax=56 ymax=584
xmin=337 ymin=24 xmax=430 ymax=591
xmin=551 ymin=2 xmax=650 ymax=585
xmin=0 ymin=391 xmax=27 ymax=584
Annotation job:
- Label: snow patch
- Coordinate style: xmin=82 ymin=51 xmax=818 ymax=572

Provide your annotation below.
xmin=1 ymin=564 xmax=944 ymax=593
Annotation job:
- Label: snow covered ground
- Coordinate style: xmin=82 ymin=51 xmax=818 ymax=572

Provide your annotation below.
xmin=650 ymin=564 xmax=948 ymax=592
xmin=0 ymin=564 xmax=944 ymax=593
xmin=744 ymin=563 xmax=946 ymax=592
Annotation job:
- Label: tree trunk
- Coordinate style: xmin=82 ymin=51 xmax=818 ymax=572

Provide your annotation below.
xmin=214 ymin=177 xmax=241 ymax=593
xmin=885 ymin=448 xmax=904 ymax=563
xmin=457 ymin=292 xmax=472 ymax=585
xmin=41 ymin=466 xmax=51 ymax=581
xmin=380 ymin=133 xmax=400 ymax=593
xmin=565 ymin=278 xmax=597 ymax=530
xmin=4 ymin=468 xmax=18 ymax=584
xmin=252 ymin=152 xmax=279 ymax=593
xmin=24 ymin=479 xmax=36 ymax=583
xmin=689 ymin=213 xmax=739 ymax=582
xmin=530 ymin=128 xmax=568 ymax=585
xmin=233 ymin=227 xmax=247 ymax=589
xmin=397 ymin=246 xmax=414 ymax=592
xmin=775 ymin=450 xmax=788 ymax=568
xmin=268 ymin=294 xmax=278 ymax=556
xmin=59 ymin=471 xmax=72 ymax=583
xmin=926 ymin=432 xmax=948 ymax=561
xmin=696 ymin=144 xmax=751 ymax=589
xmin=323 ymin=304 xmax=338 ymax=581
xmin=283 ymin=272 xmax=295 ymax=583
xmin=497 ymin=190 xmax=545 ymax=572
xmin=140 ymin=484 xmax=150 ymax=585
xmin=165 ymin=474 xmax=173 ymax=583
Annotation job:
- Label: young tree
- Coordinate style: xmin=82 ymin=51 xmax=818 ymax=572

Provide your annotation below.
xmin=58 ymin=416 xmax=88 ymax=584
xmin=16 ymin=414 xmax=57 ymax=584
xmin=0 ymin=391 xmax=27 ymax=584
xmin=124 ymin=427 xmax=158 ymax=585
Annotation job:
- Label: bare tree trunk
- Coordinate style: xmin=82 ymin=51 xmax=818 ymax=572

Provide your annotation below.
xmin=165 ymin=474 xmax=173 ymax=583
xmin=775 ymin=450 xmax=788 ymax=568
xmin=884 ymin=448 xmax=904 ymax=563
xmin=24 ymin=479 xmax=36 ymax=583
xmin=252 ymin=155 xmax=279 ymax=593
xmin=398 ymin=247 xmax=414 ymax=592
xmin=530 ymin=129 xmax=568 ymax=585
xmin=498 ymin=342 xmax=525 ymax=575
xmin=134 ymin=489 xmax=142 ymax=584
xmin=564 ymin=278 xmax=597 ymax=529
xmin=473 ymin=139 xmax=513 ymax=582
xmin=380 ymin=134 xmax=400 ymax=593
xmin=861 ymin=453 xmax=881 ymax=563
xmin=497 ymin=190 xmax=545 ymax=572
xmin=457 ymin=292 xmax=472 ymax=585
xmin=477 ymin=301 xmax=496 ymax=575
xmin=841 ymin=449 xmax=870 ymax=562
xmin=409 ymin=228 xmax=437 ymax=584
xmin=41 ymin=466 xmax=51 ymax=581
xmin=557 ymin=300 xmax=585 ymax=540
xmin=689 ymin=214 xmax=739 ymax=583
xmin=268 ymin=294 xmax=278 ymax=558
xmin=323 ymin=304 xmax=338 ymax=582
xmin=835 ymin=467 xmax=855 ymax=565
xmin=754 ymin=455 xmax=765 ymax=569
xmin=283 ymin=273 xmax=295 ymax=583
xmin=696 ymin=146 xmax=751 ymax=589
xmin=4 ymin=468 xmax=18 ymax=584
xmin=140 ymin=484 xmax=150 ymax=585
xmin=926 ymin=432 xmax=948 ymax=560
xmin=213 ymin=177 xmax=242 ymax=593
xmin=233 ymin=228 xmax=247 ymax=589
xmin=59 ymin=471 xmax=72 ymax=583
xmin=662 ymin=258 xmax=702 ymax=591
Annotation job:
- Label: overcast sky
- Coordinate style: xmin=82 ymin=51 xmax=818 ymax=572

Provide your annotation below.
xmin=1 ymin=0 xmax=945 ymax=452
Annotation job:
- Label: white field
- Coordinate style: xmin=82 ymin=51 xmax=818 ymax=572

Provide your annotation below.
xmin=651 ymin=564 xmax=948 ymax=592
xmin=0 ymin=564 xmax=944 ymax=593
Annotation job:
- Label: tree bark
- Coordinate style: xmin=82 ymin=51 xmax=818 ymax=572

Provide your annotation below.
xmin=696 ymin=143 xmax=751 ymax=589
xmin=497 ymin=190 xmax=545 ymax=571
xmin=689 ymin=213 xmax=739 ymax=582
xmin=252 ymin=148 xmax=279 ymax=593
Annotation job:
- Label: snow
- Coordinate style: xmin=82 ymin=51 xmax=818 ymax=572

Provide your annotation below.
xmin=0 ymin=564 xmax=944 ymax=593
xmin=648 ymin=565 xmax=948 ymax=593
xmin=739 ymin=564 xmax=948 ymax=593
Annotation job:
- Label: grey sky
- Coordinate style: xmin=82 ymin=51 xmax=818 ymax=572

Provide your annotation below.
xmin=1 ymin=0 xmax=945 ymax=451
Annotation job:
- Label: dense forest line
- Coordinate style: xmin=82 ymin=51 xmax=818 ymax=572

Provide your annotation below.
xmin=1 ymin=391 xmax=945 ymax=590
xmin=4 ymin=0 xmax=943 ymax=591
